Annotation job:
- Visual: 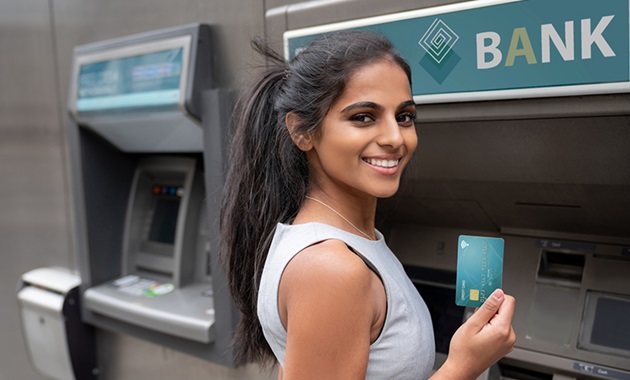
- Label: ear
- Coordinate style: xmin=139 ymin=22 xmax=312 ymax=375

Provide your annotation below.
xmin=285 ymin=112 xmax=313 ymax=151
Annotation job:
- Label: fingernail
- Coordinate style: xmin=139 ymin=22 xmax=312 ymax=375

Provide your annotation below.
xmin=492 ymin=289 xmax=504 ymax=301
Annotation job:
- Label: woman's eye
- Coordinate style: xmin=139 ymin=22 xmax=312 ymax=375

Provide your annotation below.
xmin=397 ymin=112 xmax=416 ymax=124
xmin=350 ymin=114 xmax=374 ymax=123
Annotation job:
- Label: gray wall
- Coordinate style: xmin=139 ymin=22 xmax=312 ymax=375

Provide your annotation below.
xmin=0 ymin=0 xmax=281 ymax=378
xmin=1 ymin=2 xmax=71 ymax=379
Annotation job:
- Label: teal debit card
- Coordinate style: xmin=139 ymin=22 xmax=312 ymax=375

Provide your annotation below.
xmin=455 ymin=235 xmax=504 ymax=308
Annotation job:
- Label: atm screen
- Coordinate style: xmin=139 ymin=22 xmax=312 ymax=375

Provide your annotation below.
xmin=149 ymin=198 xmax=180 ymax=244
xmin=148 ymin=184 xmax=183 ymax=245
xmin=76 ymin=47 xmax=184 ymax=113
xmin=591 ymin=297 xmax=630 ymax=351
xmin=580 ymin=292 xmax=630 ymax=358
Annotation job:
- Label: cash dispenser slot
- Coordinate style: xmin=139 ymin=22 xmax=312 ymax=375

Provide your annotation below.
xmin=537 ymin=251 xmax=585 ymax=287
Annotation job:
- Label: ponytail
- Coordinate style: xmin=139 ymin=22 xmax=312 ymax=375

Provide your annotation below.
xmin=220 ymin=38 xmax=308 ymax=366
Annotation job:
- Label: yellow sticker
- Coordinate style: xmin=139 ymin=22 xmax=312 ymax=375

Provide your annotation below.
xmin=470 ymin=289 xmax=479 ymax=301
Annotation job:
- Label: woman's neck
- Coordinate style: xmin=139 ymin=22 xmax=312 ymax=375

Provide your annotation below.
xmin=294 ymin=190 xmax=377 ymax=240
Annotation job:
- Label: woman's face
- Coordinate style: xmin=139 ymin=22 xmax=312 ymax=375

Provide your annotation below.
xmin=306 ymin=59 xmax=418 ymax=200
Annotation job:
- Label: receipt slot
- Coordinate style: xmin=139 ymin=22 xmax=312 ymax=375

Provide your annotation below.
xmin=18 ymin=268 xmax=97 ymax=380
xmin=66 ymin=24 xmax=239 ymax=365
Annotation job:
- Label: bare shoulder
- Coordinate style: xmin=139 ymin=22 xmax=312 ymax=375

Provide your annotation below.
xmin=278 ymin=239 xmax=377 ymax=327
xmin=283 ymin=239 xmax=373 ymax=291
xmin=277 ymin=239 xmax=385 ymax=377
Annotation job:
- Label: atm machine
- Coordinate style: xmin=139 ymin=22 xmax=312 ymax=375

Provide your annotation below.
xmin=268 ymin=0 xmax=630 ymax=379
xmin=66 ymin=24 xmax=238 ymax=366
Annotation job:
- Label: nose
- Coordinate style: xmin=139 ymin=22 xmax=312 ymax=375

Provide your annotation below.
xmin=377 ymin=116 xmax=404 ymax=149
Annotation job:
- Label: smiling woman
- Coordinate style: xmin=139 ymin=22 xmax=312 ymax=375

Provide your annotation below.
xmin=296 ymin=59 xmax=417 ymax=202
xmin=220 ymin=30 xmax=516 ymax=380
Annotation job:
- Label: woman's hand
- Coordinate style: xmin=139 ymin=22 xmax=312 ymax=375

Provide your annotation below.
xmin=432 ymin=289 xmax=516 ymax=380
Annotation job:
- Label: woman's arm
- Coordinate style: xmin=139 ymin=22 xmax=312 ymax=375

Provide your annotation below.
xmin=278 ymin=240 xmax=384 ymax=380
xmin=431 ymin=289 xmax=517 ymax=380
xmin=276 ymin=239 xmax=515 ymax=380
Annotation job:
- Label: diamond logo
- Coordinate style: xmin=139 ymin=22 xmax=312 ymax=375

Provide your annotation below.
xmin=418 ymin=18 xmax=460 ymax=63
xmin=418 ymin=18 xmax=461 ymax=84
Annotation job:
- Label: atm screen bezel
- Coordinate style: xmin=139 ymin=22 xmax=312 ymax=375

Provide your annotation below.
xmin=579 ymin=291 xmax=630 ymax=359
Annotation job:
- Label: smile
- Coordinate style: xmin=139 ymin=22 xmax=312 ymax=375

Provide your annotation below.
xmin=363 ymin=158 xmax=400 ymax=168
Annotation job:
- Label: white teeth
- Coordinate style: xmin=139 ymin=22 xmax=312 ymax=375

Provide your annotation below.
xmin=364 ymin=158 xmax=399 ymax=168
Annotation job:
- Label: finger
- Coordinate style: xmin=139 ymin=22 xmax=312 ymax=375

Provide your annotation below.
xmin=504 ymin=326 xmax=517 ymax=354
xmin=491 ymin=294 xmax=516 ymax=330
xmin=466 ymin=289 xmax=505 ymax=330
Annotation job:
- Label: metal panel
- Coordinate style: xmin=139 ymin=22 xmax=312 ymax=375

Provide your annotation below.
xmin=381 ymin=115 xmax=630 ymax=237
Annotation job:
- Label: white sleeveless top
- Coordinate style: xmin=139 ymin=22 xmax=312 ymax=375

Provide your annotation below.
xmin=257 ymin=222 xmax=435 ymax=379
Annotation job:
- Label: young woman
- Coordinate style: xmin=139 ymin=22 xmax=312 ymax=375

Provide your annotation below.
xmin=221 ymin=30 xmax=516 ymax=379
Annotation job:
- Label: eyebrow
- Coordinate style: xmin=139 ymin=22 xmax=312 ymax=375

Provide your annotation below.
xmin=339 ymin=99 xmax=416 ymax=114
xmin=399 ymin=100 xmax=416 ymax=109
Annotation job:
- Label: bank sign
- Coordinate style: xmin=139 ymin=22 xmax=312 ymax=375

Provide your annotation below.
xmin=284 ymin=0 xmax=630 ymax=103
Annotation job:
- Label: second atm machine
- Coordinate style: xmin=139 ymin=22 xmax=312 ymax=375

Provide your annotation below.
xmin=66 ymin=24 xmax=237 ymax=366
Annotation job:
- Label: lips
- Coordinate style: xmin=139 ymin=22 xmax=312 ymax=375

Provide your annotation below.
xmin=362 ymin=157 xmax=400 ymax=168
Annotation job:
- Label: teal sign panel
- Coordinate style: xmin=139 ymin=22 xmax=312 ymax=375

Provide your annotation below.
xmin=77 ymin=48 xmax=184 ymax=112
xmin=284 ymin=0 xmax=630 ymax=103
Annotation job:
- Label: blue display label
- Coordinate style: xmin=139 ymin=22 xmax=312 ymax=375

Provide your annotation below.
xmin=285 ymin=0 xmax=630 ymax=103
xmin=76 ymin=47 xmax=184 ymax=112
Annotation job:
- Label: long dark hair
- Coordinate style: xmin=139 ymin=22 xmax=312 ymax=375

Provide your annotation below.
xmin=220 ymin=30 xmax=412 ymax=366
